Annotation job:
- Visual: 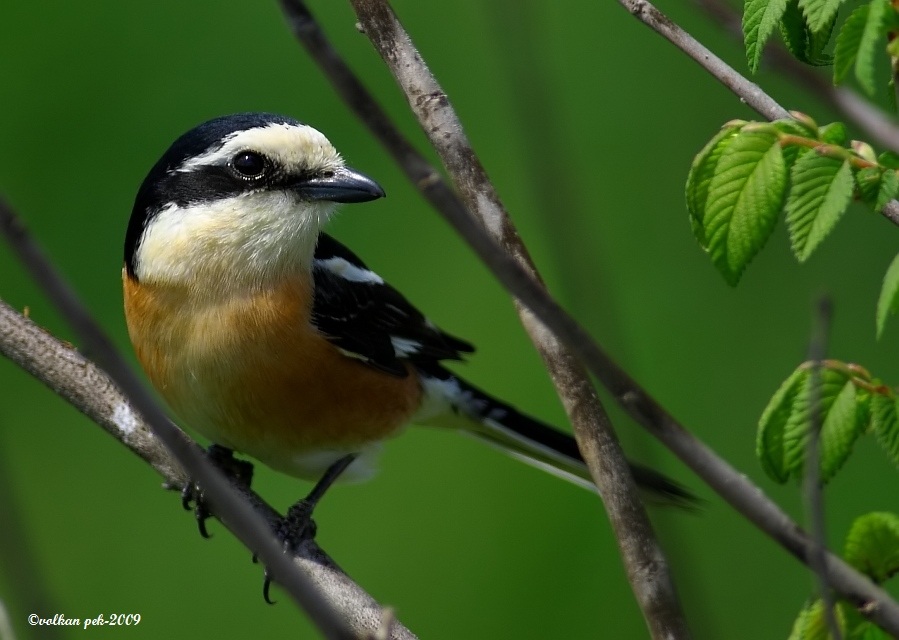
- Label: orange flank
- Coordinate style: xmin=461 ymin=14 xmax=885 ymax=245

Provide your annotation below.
xmin=123 ymin=267 xmax=421 ymax=477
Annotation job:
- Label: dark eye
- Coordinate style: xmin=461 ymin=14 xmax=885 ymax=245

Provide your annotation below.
xmin=232 ymin=151 xmax=266 ymax=178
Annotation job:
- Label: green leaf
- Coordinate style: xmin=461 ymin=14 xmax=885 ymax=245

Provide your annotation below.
xmin=844 ymin=512 xmax=899 ymax=583
xmin=876 ymin=169 xmax=899 ymax=211
xmin=774 ymin=118 xmax=816 ymax=167
xmin=820 ymin=376 xmax=867 ymax=481
xmin=781 ymin=0 xmax=836 ymax=65
xmin=758 ymin=365 xmax=865 ymax=482
xmin=686 ymin=126 xmax=742 ymax=248
xmin=878 ymin=151 xmax=899 ymax=169
xmin=834 ymin=5 xmax=870 ymax=83
xmin=798 ymin=0 xmax=843 ymax=35
xmin=871 ymin=393 xmax=899 ymax=466
xmin=785 ymin=154 xmax=854 ymax=262
xmin=703 ymin=131 xmax=788 ymax=285
xmin=850 ymin=622 xmax=892 ymax=639
xmin=781 ymin=0 xmax=812 ymax=60
xmin=759 ymin=368 xmax=809 ymax=482
xmin=820 ymin=121 xmax=848 ymax=145
xmin=807 ymin=14 xmax=836 ymax=66
xmin=856 ymin=166 xmax=883 ymax=204
xmin=876 ymin=253 xmax=899 ymax=338
xmin=856 ymin=0 xmax=890 ymax=96
xmin=787 ymin=599 xmax=846 ymax=640
xmin=745 ymin=0 xmax=791 ymax=73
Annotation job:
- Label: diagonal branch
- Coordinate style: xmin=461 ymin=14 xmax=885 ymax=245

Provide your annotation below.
xmin=345 ymin=2 xmax=690 ymax=639
xmin=277 ymin=0 xmax=899 ymax=635
xmin=0 ymin=200 xmax=416 ymax=640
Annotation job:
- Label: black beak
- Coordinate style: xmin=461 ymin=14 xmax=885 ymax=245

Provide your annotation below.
xmin=296 ymin=167 xmax=385 ymax=203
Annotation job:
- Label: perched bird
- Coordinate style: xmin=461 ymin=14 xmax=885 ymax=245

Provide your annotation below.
xmin=123 ymin=112 xmax=691 ymax=516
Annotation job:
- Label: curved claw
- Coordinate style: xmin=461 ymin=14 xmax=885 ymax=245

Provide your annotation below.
xmin=263 ymin=571 xmax=277 ymax=605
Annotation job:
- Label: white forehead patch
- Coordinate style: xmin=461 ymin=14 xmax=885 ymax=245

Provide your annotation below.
xmin=178 ymin=122 xmax=344 ymax=175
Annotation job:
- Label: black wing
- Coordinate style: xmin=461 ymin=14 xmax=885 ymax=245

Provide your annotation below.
xmin=311 ymin=233 xmax=474 ymax=377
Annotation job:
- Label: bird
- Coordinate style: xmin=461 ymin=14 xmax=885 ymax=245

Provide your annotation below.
xmin=122 ymin=112 xmax=692 ymax=526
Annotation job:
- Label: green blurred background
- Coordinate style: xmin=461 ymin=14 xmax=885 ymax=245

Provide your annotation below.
xmin=2 ymin=0 xmax=897 ymax=638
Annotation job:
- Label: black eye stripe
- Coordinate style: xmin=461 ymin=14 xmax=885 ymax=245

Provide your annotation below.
xmin=231 ymin=151 xmax=267 ymax=178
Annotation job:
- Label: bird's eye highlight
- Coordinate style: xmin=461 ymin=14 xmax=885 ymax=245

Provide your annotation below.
xmin=232 ymin=151 xmax=266 ymax=178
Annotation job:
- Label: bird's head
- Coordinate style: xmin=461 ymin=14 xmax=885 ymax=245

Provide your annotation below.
xmin=124 ymin=113 xmax=384 ymax=291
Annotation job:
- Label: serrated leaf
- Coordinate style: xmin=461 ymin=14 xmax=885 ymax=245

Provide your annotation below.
xmin=774 ymin=118 xmax=816 ymax=168
xmin=820 ymin=375 xmax=867 ymax=480
xmin=878 ymin=151 xmax=899 ymax=169
xmin=783 ymin=368 xmax=864 ymax=481
xmin=834 ymin=5 xmax=870 ymax=83
xmin=876 ymin=253 xmax=899 ymax=338
xmin=781 ymin=0 xmax=812 ymax=60
xmin=851 ymin=622 xmax=892 ymax=639
xmin=780 ymin=0 xmax=835 ymax=65
xmin=876 ymin=169 xmax=899 ymax=211
xmin=686 ymin=126 xmax=742 ymax=248
xmin=807 ymin=14 xmax=837 ymax=66
xmin=775 ymin=117 xmax=818 ymax=138
xmin=703 ymin=132 xmax=788 ymax=285
xmin=745 ymin=0 xmax=791 ymax=73
xmin=759 ymin=365 xmax=864 ymax=482
xmin=820 ymin=121 xmax=848 ymax=145
xmin=871 ymin=393 xmax=899 ymax=466
xmin=798 ymin=0 xmax=843 ymax=35
xmin=759 ymin=368 xmax=810 ymax=482
xmin=844 ymin=512 xmax=899 ymax=583
xmin=856 ymin=0 xmax=890 ymax=96
xmin=856 ymin=166 xmax=883 ymax=204
xmin=780 ymin=0 xmax=840 ymax=66
xmin=787 ymin=600 xmax=846 ymax=640
xmin=785 ymin=154 xmax=854 ymax=262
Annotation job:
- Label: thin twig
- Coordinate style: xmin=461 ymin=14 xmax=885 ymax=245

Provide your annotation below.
xmin=277 ymin=1 xmax=899 ymax=634
xmin=0 ymin=295 xmax=417 ymax=640
xmin=346 ymin=1 xmax=691 ymax=637
xmin=0 ymin=199 xmax=407 ymax=640
xmin=804 ymin=297 xmax=842 ymax=639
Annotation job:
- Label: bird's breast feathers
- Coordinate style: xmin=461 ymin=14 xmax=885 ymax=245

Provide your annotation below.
xmin=122 ymin=269 xmax=421 ymax=479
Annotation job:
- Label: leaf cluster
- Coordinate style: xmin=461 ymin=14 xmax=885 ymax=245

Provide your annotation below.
xmin=687 ymin=116 xmax=899 ymax=338
xmin=757 ymin=360 xmax=899 ymax=482
xmin=788 ymin=513 xmax=899 ymax=639
xmin=744 ymin=0 xmax=898 ymax=96
xmin=759 ymin=359 xmax=899 ymax=637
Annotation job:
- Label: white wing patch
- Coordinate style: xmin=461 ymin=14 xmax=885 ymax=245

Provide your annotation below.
xmin=315 ymin=256 xmax=384 ymax=284
xmin=390 ymin=336 xmax=421 ymax=357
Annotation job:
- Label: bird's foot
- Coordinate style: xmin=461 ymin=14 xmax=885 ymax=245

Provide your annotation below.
xmin=181 ymin=444 xmax=255 ymax=538
xmin=258 ymin=454 xmax=356 ymax=603
xmin=259 ymin=499 xmax=320 ymax=604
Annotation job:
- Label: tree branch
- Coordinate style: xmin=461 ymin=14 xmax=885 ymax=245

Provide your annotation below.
xmin=0 ymin=200 xmax=416 ymax=640
xmin=277 ymin=0 xmax=899 ymax=635
xmin=345 ymin=2 xmax=690 ymax=638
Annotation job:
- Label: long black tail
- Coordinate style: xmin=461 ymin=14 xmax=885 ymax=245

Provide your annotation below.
xmin=415 ymin=366 xmax=696 ymax=507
